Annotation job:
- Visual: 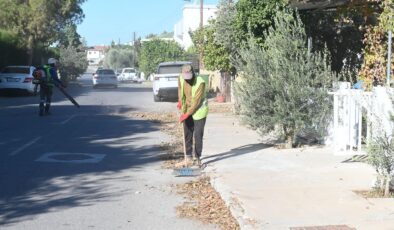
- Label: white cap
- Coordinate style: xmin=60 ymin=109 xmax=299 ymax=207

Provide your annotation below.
xmin=48 ymin=58 xmax=58 ymax=64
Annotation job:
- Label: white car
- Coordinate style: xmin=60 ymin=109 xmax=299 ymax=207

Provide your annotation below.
xmin=0 ymin=66 xmax=38 ymax=95
xmin=118 ymin=67 xmax=138 ymax=82
xmin=92 ymin=69 xmax=118 ymax=88
xmin=152 ymin=61 xmax=192 ymax=102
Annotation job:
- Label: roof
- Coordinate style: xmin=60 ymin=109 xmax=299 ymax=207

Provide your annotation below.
xmin=88 ymin=46 xmax=107 ymax=51
xmin=158 ymin=61 xmax=192 ymax=66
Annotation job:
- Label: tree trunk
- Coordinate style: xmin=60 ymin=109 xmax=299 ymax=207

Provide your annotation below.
xmin=27 ymin=47 xmax=34 ymax=66
xmin=283 ymin=126 xmax=294 ymax=148
xmin=285 ymin=135 xmax=293 ymax=149
xmin=220 ymin=71 xmax=232 ymax=102
xmin=385 ymin=175 xmax=391 ymax=197
xmin=27 ymin=36 xmax=34 ymax=65
xmin=380 ymin=175 xmax=385 ymax=192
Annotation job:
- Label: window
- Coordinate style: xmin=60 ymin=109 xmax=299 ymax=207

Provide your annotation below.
xmin=157 ymin=65 xmax=183 ymax=74
xmin=124 ymin=69 xmax=135 ymax=73
xmin=97 ymin=69 xmax=115 ymax=75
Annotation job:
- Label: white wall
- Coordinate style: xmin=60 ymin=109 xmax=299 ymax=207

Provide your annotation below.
xmin=87 ymin=50 xmax=105 ymax=65
xmin=174 ymin=4 xmax=217 ymax=49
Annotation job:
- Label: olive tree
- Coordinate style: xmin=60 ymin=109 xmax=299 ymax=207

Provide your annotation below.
xmin=234 ymin=8 xmax=335 ymax=148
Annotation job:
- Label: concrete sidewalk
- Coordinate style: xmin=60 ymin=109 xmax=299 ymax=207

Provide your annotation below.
xmin=203 ymin=113 xmax=394 ymax=230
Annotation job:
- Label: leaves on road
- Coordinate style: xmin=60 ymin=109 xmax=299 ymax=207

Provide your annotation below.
xmin=176 ymin=177 xmax=240 ymax=230
xmin=130 ymin=111 xmax=240 ymax=230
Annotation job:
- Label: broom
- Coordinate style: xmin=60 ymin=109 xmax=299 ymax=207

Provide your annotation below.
xmin=173 ymin=115 xmax=202 ymax=177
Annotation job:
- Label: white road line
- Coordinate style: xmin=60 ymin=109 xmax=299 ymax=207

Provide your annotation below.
xmin=10 ymin=136 xmax=42 ymax=156
xmin=60 ymin=115 xmax=77 ymax=125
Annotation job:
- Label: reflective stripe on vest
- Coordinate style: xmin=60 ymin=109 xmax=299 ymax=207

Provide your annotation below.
xmin=180 ymin=75 xmax=209 ymax=120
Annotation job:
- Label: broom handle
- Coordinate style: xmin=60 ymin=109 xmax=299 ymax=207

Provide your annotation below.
xmin=181 ymin=120 xmax=187 ymax=165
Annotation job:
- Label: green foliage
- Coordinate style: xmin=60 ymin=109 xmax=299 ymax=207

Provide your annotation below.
xmin=301 ymin=11 xmax=366 ymax=76
xmin=58 ymin=24 xmax=82 ymax=48
xmin=194 ymin=0 xmax=285 ymax=77
xmin=139 ymin=39 xmax=185 ymax=76
xmin=0 ymin=0 xmax=86 ymax=64
xmin=234 ymin=8 xmax=334 ymax=148
xmin=379 ymin=0 xmax=394 ymax=32
xmin=191 ymin=25 xmax=233 ymax=73
xmin=366 ymin=89 xmax=394 ymax=197
xmin=158 ymin=31 xmax=174 ymax=38
xmin=103 ymin=47 xmax=135 ymax=71
xmin=368 ymin=132 xmax=394 ymax=197
xmin=359 ymin=0 xmax=394 ymax=89
xmin=233 ymin=0 xmax=286 ymax=46
xmin=59 ymin=44 xmax=88 ymax=82
xmin=0 ymin=29 xmax=25 ymax=67
xmin=368 ymin=133 xmax=394 ymax=177
xmin=214 ymin=0 xmax=238 ymax=55
xmin=0 ymin=29 xmax=57 ymax=67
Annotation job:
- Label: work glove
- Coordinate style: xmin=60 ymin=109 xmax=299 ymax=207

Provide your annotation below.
xmin=179 ymin=113 xmax=189 ymax=123
xmin=177 ymin=101 xmax=182 ymax=110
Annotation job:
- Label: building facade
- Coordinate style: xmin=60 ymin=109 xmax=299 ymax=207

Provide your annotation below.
xmin=174 ymin=3 xmax=217 ymax=49
xmin=86 ymin=46 xmax=107 ymax=66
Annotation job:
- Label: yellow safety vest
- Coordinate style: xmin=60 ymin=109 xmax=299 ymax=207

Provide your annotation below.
xmin=180 ymin=75 xmax=209 ymax=120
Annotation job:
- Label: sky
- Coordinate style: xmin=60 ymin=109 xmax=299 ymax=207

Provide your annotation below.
xmin=77 ymin=0 xmax=219 ymax=46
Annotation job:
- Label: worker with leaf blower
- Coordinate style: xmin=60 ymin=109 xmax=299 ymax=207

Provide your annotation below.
xmin=177 ymin=64 xmax=209 ymax=168
xmin=33 ymin=58 xmax=66 ymax=116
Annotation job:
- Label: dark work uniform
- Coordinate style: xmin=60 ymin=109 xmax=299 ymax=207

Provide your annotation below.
xmin=178 ymin=77 xmax=206 ymax=159
xmin=39 ymin=65 xmax=62 ymax=116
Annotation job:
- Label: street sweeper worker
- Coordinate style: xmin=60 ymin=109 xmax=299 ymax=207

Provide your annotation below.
xmin=177 ymin=64 xmax=209 ymax=167
xmin=38 ymin=58 xmax=65 ymax=116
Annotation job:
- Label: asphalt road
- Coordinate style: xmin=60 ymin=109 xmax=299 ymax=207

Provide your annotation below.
xmin=0 ymin=74 xmax=214 ymax=230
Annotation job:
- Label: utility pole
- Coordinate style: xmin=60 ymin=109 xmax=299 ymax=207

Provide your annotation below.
xmin=133 ymin=32 xmax=136 ymax=68
xmin=199 ymin=0 xmax=204 ymax=70
xmin=387 ymin=29 xmax=392 ymax=86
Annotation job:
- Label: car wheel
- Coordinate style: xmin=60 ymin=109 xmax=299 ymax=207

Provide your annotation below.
xmin=153 ymin=94 xmax=161 ymax=102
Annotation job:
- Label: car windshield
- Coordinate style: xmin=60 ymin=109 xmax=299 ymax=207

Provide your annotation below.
xmin=124 ymin=69 xmax=135 ymax=73
xmin=157 ymin=65 xmax=183 ymax=74
xmin=2 ymin=67 xmax=30 ymax=74
xmin=97 ymin=69 xmax=115 ymax=75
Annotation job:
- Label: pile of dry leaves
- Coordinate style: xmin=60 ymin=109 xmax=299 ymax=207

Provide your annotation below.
xmin=130 ymin=111 xmax=240 ymax=230
xmin=176 ymin=177 xmax=240 ymax=230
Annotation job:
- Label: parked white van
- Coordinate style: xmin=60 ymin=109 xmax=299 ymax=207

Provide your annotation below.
xmin=118 ymin=67 xmax=137 ymax=82
xmin=152 ymin=61 xmax=192 ymax=102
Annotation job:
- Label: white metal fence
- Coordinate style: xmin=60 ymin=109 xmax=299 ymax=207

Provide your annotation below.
xmin=328 ymin=83 xmax=393 ymax=154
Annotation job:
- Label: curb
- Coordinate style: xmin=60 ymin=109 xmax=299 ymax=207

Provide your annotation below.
xmin=209 ymin=175 xmax=259 ymax=230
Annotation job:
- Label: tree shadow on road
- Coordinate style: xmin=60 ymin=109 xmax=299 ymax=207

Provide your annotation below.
xmin=202 ymin=143 xmax=272 ymax=166
xmin=0 ymin=104 xmax=168 ymax=227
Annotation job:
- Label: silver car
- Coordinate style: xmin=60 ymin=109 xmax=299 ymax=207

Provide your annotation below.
xmin=0 ymin=66 xmax=37 ymax=94
xmin=92 ymin=69 xmax=118 ymax=88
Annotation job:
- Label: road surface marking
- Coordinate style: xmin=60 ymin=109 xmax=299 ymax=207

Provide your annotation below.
xmin=10 ymin=136 xmax=42 ymax=156
xmin=60 ymin=114 xmax=77 ymax=125
xmin=36 ymin=152 xmax=106 ymax=164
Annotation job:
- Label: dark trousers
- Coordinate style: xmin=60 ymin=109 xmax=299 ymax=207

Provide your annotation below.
xmin=39 ymin=85 xmax=53 ymax=113
xmin=183 ymin=116 xmax=206 ymax=158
